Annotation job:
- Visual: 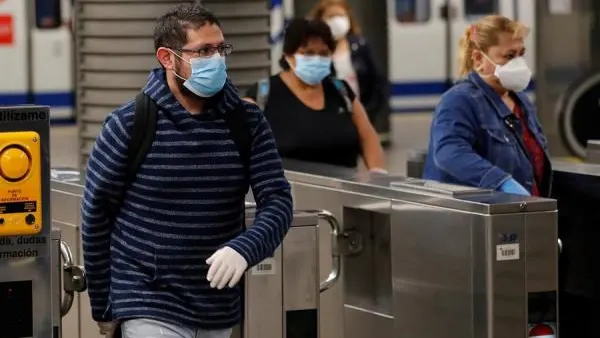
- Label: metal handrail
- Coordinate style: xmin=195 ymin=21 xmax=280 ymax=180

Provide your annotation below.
xmin=317 ymin=210 xmax=342 ymax=292
xmin=60 ymin=240 xmax=75 ymax=317
xmin=59 ymin=240 xmax=87 ymax=317
xmin=244 ymin=203 xmax=342 ymax=292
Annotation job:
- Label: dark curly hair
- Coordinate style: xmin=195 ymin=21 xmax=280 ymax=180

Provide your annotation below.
xmin=279 ymin=17 xmax=336 ymax=70
xmin=153 ymin=3 xmax=221 ymax=51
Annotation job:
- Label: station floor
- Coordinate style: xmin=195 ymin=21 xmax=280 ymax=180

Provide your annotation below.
xmin=49 ymin=113 xmax=433 ymax=174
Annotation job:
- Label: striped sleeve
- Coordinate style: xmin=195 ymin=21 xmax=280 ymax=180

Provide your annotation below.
xmin=226 ymin=107 xmax=294 ymax=266
xmin=81 ymin=108 xmax=131 ymax=321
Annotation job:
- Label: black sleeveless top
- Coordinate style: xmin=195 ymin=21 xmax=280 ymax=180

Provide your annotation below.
xmin=246 ymin=74 xmax=361 ymax=168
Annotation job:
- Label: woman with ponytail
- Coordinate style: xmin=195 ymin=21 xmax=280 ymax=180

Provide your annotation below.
xmin=422 ymin=15 xmax=552 ymax=197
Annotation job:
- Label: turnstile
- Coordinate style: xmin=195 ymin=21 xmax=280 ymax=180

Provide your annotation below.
xmin=236 ymin=208 xmax=340 ymax=338
xmin=51 ymin=228 xmax=87 ymax=338
xmin=284 ymin=160 xmax=559 ymax=338
xmin=50 ymin=169 xmax=340 ymax=338
xmin=0 ymin=105 xmax=86 ymax=338
xmin=552 ymin=158 xmax=600 ymax=337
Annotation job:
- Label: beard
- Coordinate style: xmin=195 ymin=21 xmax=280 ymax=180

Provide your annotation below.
xmin=174 ymin=59 xmax=198 ymax=99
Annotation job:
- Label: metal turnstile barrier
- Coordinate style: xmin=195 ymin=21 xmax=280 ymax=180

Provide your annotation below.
xmin=284 ymin=159 xmax=559 ymax=338
xmin=235 ymin=207 xmax=340 ymax=338
xmin=50 ymin=169 xmax=341 ymax=338
xmin=52 ymin=228 xmax=88 ymax=338
xmin=0 ymin=106 xmax=85 ymax=338
xmin=552 ymin=156 xmax=600 ymax=337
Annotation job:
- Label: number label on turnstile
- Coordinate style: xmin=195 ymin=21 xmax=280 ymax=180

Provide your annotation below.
xmin=496 ymin=243 xmax=520 ymax=261
xmin=251 ymin=257 xmax=276 ymax=275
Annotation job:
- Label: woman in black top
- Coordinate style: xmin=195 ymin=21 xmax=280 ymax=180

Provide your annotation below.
xmin=245 ymin=18 xmax=385 ymax=170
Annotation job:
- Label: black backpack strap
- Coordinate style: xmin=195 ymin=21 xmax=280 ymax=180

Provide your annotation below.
xmin=223 ymin=106 xmax=252 ymax=184
xmin=223 ymin=105 xmax=252 ymax=230
xmin=329 ymin=77 xmax=353 ymax=114
xmin=125 ymin=92 xmax=158 ymax=188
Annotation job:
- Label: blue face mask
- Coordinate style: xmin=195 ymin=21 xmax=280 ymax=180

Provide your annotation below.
xmin=173 ymin=52 xmax=227 ymax=97
xmin=292 ymin=54 xmax=332 ymax=85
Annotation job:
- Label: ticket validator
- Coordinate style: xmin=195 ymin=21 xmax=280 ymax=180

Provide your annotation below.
xmin=0 ymin=105 xmax=85 ymax=338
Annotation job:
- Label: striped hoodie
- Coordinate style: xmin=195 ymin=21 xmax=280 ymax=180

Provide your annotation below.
xmin=81 ymin=68 xmax=293 ymax=329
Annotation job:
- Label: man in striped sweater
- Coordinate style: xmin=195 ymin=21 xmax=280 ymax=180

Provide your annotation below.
xmin=81 ymin=4 xmax=293 ymax=338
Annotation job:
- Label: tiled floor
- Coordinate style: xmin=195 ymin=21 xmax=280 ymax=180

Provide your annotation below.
xmin=49 ymin=113 xmax=433 ymax=174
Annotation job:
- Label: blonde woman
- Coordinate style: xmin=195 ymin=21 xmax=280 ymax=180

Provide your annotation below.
xmin=422 ymin=15 xmax=551 ymax=197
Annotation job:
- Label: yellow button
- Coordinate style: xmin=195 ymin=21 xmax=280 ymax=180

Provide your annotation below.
xmin=0 ymin=147 xmax=31 ymax=181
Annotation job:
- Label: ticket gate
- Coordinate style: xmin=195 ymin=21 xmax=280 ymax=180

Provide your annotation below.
xmin=52 ymin=228 xmax=87 ymax=338
xmin=284 ymin=160 xmax=559 ymax=338
xmin=552 ymin=155 xmax=600 ymax=337
xmin=50 ymin=169 xmax=341 ymax=338
xmin=0 ymin=105 xmax=85 ymax=338
xmin=235 ymin=208 xmax=340 ymax=338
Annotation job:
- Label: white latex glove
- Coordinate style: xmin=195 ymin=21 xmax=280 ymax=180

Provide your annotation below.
xmin=206 ymin=246 xmax=248 ymax=289
xmin=98 ymin=322 xmax=118 ymax=337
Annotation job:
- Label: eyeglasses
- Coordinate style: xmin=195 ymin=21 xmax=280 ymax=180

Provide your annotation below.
xmin=177 ymin=43 xmax=233 ymax=58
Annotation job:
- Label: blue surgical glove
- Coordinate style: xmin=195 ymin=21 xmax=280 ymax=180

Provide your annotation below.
xmin=499 ymin=178 xmax=530 ymax=196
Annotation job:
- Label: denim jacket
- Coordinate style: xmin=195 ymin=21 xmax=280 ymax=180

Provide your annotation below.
xmin=423 ymin=72 xmax=552 ymax=196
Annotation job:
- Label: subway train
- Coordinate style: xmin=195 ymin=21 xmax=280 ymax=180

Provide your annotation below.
xmin=0 ymin=0 xmax=532 ymax=121
xmin=383 ymin=0 xmax=536 ymax=113
xmin=0 ymin=0 xmax=75 ymax=123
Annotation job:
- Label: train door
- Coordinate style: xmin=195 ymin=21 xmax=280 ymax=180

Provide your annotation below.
xmin=388 ymin=0 xmax=445 ymax=113
xmin=0 ymin=0 xmax=29 ymax=106
xmin=448 ymin=0 xmax=515 ymax=82
xmin=387 ymin=0 xmax=517 ymax=113
xmin=31 ymin=0 xmax=75 ymax=122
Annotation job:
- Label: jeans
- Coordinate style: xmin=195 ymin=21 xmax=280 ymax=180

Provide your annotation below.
xmin=121 ymin=318 xmax=233 ymax=338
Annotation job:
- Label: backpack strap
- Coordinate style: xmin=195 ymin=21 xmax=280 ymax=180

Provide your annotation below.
xmin=255 ymin=78 xmax=270 ymax=111
xmin=223 ymin=105 xmax=252 ymax=229
xmin=125 ymin=92 xmax=158 ymax=188
xmin=329 ymin=77 xmax=353 ymax=114
xmin=223 ymin=105 xmax=252 ymax=188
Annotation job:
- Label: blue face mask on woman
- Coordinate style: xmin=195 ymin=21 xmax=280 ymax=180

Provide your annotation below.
xmin=292 ymin=54 xmax=332 ymax=85
xmin=172 ymin=51 xmax=227 ymax=97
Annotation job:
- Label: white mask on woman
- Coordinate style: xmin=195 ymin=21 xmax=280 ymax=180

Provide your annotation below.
xmin=481 ymin=53 xmax=532 ymax=92
xmin=326 ymin=15 xmax=350 ymax=40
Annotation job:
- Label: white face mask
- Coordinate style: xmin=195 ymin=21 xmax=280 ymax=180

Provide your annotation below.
xmin=326 ymin=15 xmax=350 ymax=40
xmin=482 ymin=53 xmax=532 ymax=92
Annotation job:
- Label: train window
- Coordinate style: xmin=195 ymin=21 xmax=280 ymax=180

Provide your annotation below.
xmin=395 ymin=0 xmax=431 ymax=23
xmin=35 ymin=0 xmax=62 ymax=29
xmin=464 ymin=0 xmax=498 ymax=17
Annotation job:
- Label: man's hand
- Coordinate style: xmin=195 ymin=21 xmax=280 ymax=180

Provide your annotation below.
xmin=98 ymin=321 xmax=118 ymax=337
xmin=206 ymin=246 xmax=248 ymax=289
